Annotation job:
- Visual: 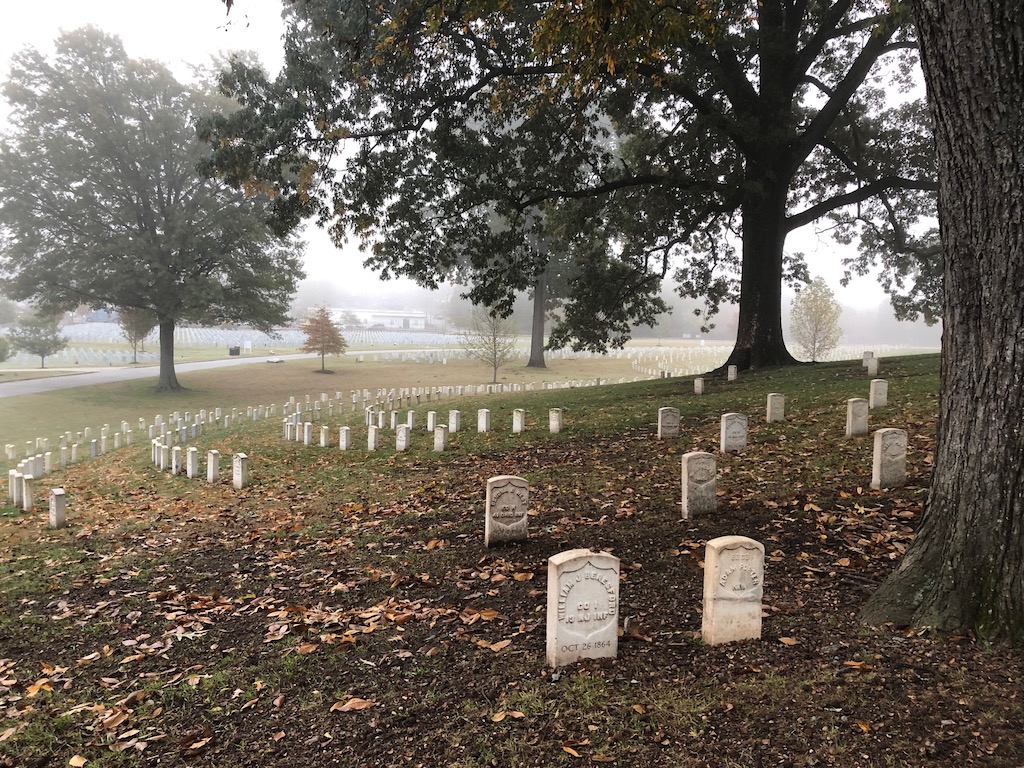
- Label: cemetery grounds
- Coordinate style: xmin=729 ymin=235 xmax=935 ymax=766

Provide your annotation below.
xmin=2 ymin=353 xmax=1023 ymax=767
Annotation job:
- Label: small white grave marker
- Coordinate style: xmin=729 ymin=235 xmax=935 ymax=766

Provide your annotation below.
xmin=657 ymin=407 xmax=680 ymax=439
xmin=727 ymin=365 xmax=738 ymax=382
xmin=869 ymin=379 xmax=888 ymax=409
xmin=766 ymin=393 xmax=785 ymax=423
xmin=681 ymin=452 xmax=716 ymax=519
xmin=186 ymin=447 xmax=199 ymax=479
xmin=339 ymin=427 xmax=352 ymax=451
xmin=433 ymin=424 xmax=448 ymax=452
xmin=720 ymin=413 xmax=748 ymax=452
xmin=449 ymin=410 xmax=461 ymax=433
xmin=21 ymin=475 xmax=34 ymax=512
xmin=232 ymin=453 xmax=249 ymax=489
xmin=484 ymin=475 xmax=529 ymax=547
xmin=871 ymin=428 xmax=908 ymax=490
xmin=396 ymin=425 xmax=410 ymax=452
xmin=549 ymin=408 xmax=563 ymax=434
xmin=49 ymin=488 xmax=66 ymax=529
xmin=694 ymin=377 xmax=704 ymax=395
xmin=477 ymin=409 xmax=491 ymax=433
xmin=846 ymin=398 xmax=869 ymax=437
xmin=702 ymin=536 xmax=764 ymax=645
xmin=207 ymin=450 xmax=220 ymax=483
xmin=546 ymin=549 xmax=619 ymax=667
xmin=367 ymin=426 xmax=379 ymax=451
xmin=512 ymin=409 xmax=525 ymax=434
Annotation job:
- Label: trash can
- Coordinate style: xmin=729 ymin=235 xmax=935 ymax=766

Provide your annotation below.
xmin=228 ymin=346 xmax=240 ymax=356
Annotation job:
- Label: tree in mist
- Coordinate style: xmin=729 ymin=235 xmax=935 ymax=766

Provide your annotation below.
xmin=789 ymin=277 xmax=843 ymax=362
xmin=0 ymin=27 xmax=304 ymax=391
xmin=461 ymin=310 xmax=519 ymax=384
xmin=8 ymin=312 xmax=67 ymax=369
xmin=209 ymin=0 xmax=933 ymax=371
xmin=0 ymin=335 xmax=10 ymax=364
xmin=301 ymin=307 xmax=348 ymax=372
xmin=117 ymin=307 xmax=157 ymax=364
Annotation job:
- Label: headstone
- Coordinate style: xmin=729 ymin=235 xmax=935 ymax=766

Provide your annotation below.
xmin=49 ymin=488 xmax=66 ymax=529
xmin=70 ymin=444 xmax=79 ymax=463
xmin=159 ymin=444 xmax=170 ymax=471
xmin=694 ymin=377 xmax=704 ymax=395
xmin=512 ymin=409 xmax=525 ymax=434
xmin=657 ymin=407 xmax=680 ymax=439
xmin=207 ymin=450 xmax=220 ymax=483
xmin=396 ymin=425 xmax=410 ymax=451
xmin=546 ymin=549 xmax=619 ymax=667
xmin=484 ymin=475 xmax=529 ymax=547
xmin=681 ymin=452 xmax=717 ymax=519
xmin=89 ymin=439 xmax=98 ymax=458
xmin=43 ymin=452 xmax=53 ymax=474
xmin=433 ymin=425 xmax=448 ymax=452
xmin=426 ymin=411 xmax=437 ymax=431
xmin=869 ymin=379 xmax=888 ymax=409
xmin=183 ymin=447 xmax=198 ymax=479
xmin=320 ymin=426 xmax=329 ymax=448
xmin=21 ymin=475 xmax=34 ymax=512
xmin=171 ymin=446 xmax=182 ymax=475
xmin=407 ymin=411 xmax=416 ymax=429
xmin=862 ymin=350 xmax=874 ymax=367
xmin=720 ymin=413 xmax=748 ymax=452
xmin=448 ymin=410 xmax=461 ymax=433
xmin=339 ymin=427 xmax=352 ymax=451
xmin=871 ymin=428 xmax=908 ymax=490
xmin=8 ymin=470 xmax=20 ymax=503
xmin=845 ymin=398 xmax=869 ymax=437
xmin=766 ymin=393 xmax=785 ymax=423
xmin=702 ymin=536 xmax=764 ymax=645
xmin=367 ymin=426 xmax=379 ymax=451
xmin=727 ymin=365 xmax=738 ymax=382
xmin=232 ymin=453 xmax=249 ymax=490
xmin=866 ymin=357 xmax=879 ymax=376
xmin=549 ymin=408 xmax=563 ymax=434
xmin=478 ymin=409 xmax=491 ymax=433
xmin=303 ymin=422 xmax=313 ymax=446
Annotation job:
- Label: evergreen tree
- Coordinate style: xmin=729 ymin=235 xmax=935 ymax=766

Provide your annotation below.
xmin=8 ymin=313 xmax=67 ymax=369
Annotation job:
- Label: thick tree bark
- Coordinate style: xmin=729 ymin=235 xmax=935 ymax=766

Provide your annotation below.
xmin=527 ymin=269 xmax=547 ymax=369
xmin=862 ymin=0 xmax=1024 ymax=643
xmin=725 ymin=178 xmax=800 ymax=370
xmin=156 ymin=317 xmax=183 ymax=392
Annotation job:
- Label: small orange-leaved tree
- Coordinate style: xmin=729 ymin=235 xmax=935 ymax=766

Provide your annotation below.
xmin=301 ymin=306 xmax=348 ymax=372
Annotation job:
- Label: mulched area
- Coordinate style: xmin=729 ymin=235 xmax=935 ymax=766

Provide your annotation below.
xmin=2 ymin=415 xmax=1023 ymax=767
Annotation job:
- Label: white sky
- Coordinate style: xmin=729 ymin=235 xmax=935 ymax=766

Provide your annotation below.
xmin=0 ymin=1 xmax=892 ymax=311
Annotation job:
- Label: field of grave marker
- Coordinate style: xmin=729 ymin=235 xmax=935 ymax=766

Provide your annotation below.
xmin=3 ymin=352 xmax=1023 ymax=768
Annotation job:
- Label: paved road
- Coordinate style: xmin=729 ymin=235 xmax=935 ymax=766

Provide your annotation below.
xmin=0 ymin=353 xmax=321 ymax=399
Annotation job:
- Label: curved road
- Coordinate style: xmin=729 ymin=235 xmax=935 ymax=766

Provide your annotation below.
xmin=0 ymin=353 xmax=322 ymax=399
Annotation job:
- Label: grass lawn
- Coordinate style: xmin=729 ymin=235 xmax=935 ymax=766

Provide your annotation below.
xmin=3 ymin=353 xmax=1022 ymax=767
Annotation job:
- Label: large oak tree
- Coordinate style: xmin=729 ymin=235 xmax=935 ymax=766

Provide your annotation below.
xmin=210 ymin=0 xmax=934 ymax=368
xmin=861 ymin=0 xmax=1024 ymax=644
xmin=0 ymin=27 xmax=304 ymax=390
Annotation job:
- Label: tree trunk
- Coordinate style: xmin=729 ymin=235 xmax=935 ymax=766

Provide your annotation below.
xmin=156 ymin=317 xmax=183 ymax=391
xmin=527 ymin=269 xmax=547 ymax=369
xmin=862 ymin=0 xmax=1024 ymax=644
xmin=725 ymin=179 xmax=800 ymax=370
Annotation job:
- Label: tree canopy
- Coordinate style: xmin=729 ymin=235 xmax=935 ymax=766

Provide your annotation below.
xmin=790 ymin=277 xmax=843 ymax=362
xmin=0 ymin=27 xmax=305 ymax=390
xmin=301 ymin=306 xmax=348 ymax=371
xmin=7 ymin=313 xmax=67 ymax=369
xmin=208 ymin=0 xmax=935 ymax=368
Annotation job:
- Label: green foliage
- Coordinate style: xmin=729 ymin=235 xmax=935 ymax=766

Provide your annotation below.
xmin=117 ymin=307 xmax=157 ymax=364
xmin=0 ymin=27 xmax=305 ymax=389
xmin=789 ymin=277 xmax=843 ymax=362
xmin=206 ymin=0 xmax=936 ymax=366
xmin=0 ymin=334 xmax=10 ymax=364
xmin=301 ymin=306 xmax=348 ymax=371
xmin=8 ymin=312 xmax=67 ymax=368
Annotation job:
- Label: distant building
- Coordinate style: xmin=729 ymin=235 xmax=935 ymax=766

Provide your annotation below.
xmin=327 ymin=308 xmax=444 ymax=330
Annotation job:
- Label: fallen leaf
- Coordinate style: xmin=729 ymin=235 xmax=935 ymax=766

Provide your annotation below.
xmin=562 ymin=746 xmax=581 ymax=757
xmin=272 ymin=731 xmax=285 ymax=742
xmin=0 ymin=727 xmax=15 ymax=743
xmin=296 ymin=643 xmax=319 ymax=655
xmin=330 ymin=697 xmax=376 ymax=712
xmin=632 ymin=704 xmax=646 ymax=714
xmin=779 ymin=637 xmax=799 ymax=646
xmin=491 ymin=711 xmax=507 ymax=723
xmin=513 ymin=572 xmax=534 ymax=581
xmin=489 ymin=639 xmax=512 ymax=652
xmin=836 ymin=558 xmax=851 ymax=567
xmin=69 ymin=757 xmax=88 ymax=767
xmin=479 ymin=609 xmax=500 ymax=621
